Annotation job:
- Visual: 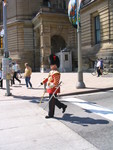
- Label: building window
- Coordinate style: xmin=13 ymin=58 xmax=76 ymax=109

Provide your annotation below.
xmin=0 ymin=3 xmax=3 ymax=23
xmin=0 ymin=9 xmax=1 ymax=22
xmin=0 ymin=37 xmax=3 ymax=48
xmin=95 ymin=15 xmax=100 ymax=44
xmin=65 ymin=54 xmax=68 ymax=61
xmin=43 ymin=0 xmax=51 ymax=7
xmin=63 ymin=0 xmax=66 ymax=9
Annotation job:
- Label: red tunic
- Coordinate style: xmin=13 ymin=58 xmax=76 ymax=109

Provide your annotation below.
xmin=43 ymin=70 xmax=60 ymax=94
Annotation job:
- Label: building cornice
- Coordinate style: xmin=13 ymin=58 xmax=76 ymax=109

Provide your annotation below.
xmin=81 ymin=0 xmax=96 ymax=8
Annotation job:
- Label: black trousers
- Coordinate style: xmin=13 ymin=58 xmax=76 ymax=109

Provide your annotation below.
xmin=97 ymin=67 xmax=101 ymax=77
xmin=0 ymin=79 xmax=3 ymax=88
xmin=13 ymin=72 xmax=21 ymax=84
xmin=48 ymin=94 xmax=66 ymax=117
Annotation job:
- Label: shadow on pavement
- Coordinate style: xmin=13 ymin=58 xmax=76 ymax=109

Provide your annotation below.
xmin=30 ymin=88 xmax=44 ymax=90
xmin=12 ymin=95 xmax=48 ymax=104
xmin=13 ymin=95 xmax=41 ymax=101
xmin=0 ymin=88 xmax=6 ymax=90
xmin=55 ymin=113 xmax=109 ymax=126
xmin=11 ymin=85 xmax=22 ymax=88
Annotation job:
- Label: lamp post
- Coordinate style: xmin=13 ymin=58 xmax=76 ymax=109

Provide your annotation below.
xmin=68 ymin=0 xmax=85 ymax=88
xmin=76 ymin=0 xmax=85 ymax=88
xmin=2 ymin=0 xmax=11 ymax=96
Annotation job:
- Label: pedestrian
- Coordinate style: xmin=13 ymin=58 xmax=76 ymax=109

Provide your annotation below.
xmin=96 ymin=58 xmax=101 ymax=77
xmin=41 ymin=54 xmax=67 ymax=119
xmin=24 ymin=63 xmax=32 ymax=88
xmin=17 ymin=63 xmax=22 ymax=78
xmin=10 ymin=65 xmax=14 ymax=86
xmin=0 ymin=67 xmax=3 ymax=88
xmin=100 ymin=58 xmax=104 ymax=75
xmin=12 ymin=62 xmax=21 ymax=84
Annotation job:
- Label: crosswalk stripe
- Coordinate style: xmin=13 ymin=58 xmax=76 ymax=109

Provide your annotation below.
xmin=62 ymin=97 xmax=113 ymax=122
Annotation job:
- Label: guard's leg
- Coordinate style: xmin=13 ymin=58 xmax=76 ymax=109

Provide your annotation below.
xmin=55 ymin=94 xmax=67 ymax=113
xmin=45 ymin=94 xmax=55 ymax=118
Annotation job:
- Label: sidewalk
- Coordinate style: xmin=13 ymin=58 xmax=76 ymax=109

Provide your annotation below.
xmin=1 ymin=72 xmax=113 ymax=99
xmin=0 ymin=72 xmax=113 ymax=150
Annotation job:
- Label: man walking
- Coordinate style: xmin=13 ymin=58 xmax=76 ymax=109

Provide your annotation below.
xmin=96 ymin=58 xmax=101 ymax=77
xmin=12 ymin=62 xmax=21 ymax=84
xmin=0 ymin=67 xmax=3 ymax=88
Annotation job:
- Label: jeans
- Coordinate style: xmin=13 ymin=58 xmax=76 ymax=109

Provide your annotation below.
xmin=25 ymin=77 xmax=32 ymax=88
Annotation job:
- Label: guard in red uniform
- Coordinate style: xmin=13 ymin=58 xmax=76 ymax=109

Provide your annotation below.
xmin=41 ymin=54 xmax=67 ymax=119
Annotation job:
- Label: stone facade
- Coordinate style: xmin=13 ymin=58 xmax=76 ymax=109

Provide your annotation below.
xmin=32 ymin=7 xmax=77 ymax=72
xmin=0 ymin=0 xmax=77 ymax=72
xmin=81 ymin=0 xmax=113 ymax=69
xmin=0 ymin=0 xmax=113 ymax=71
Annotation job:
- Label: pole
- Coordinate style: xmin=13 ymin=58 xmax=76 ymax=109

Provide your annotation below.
xmin=76 ymin=0 xmax=85 ymax=88
xmin=2 ymin=0 xmax=11 ymax=96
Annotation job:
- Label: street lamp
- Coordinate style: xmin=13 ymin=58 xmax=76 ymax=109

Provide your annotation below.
xmin=76 ymin=0 xmax=85 ymax=88
xmin=2 ymin=0 xmax=11 ymax=96
xmin=68 ymin=0 xmax=85 ymax=88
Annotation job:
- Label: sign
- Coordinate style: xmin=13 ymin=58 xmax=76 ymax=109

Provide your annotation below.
xmin=2 ymin=58 xmax=11 ymax=80
xmin=0 ymin=29 xmax=4 ymax=37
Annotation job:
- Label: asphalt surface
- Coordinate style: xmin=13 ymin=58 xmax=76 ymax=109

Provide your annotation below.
xmin=0 ymin=72 xmax=113 ymax=150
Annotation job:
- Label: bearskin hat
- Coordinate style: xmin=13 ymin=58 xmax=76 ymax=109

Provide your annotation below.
xmin=48 ymin=54 xmax=60 ymax=68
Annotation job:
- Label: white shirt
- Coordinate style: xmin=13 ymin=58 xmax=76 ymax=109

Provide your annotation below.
xmin=12 ymin=64 xmax=19 ymax=72
xmin=97 ymin=61 xmax=101 ymax=67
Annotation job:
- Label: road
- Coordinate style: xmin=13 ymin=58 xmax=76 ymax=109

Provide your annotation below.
xmin=41 ymin=90 xmax=113 ymax=150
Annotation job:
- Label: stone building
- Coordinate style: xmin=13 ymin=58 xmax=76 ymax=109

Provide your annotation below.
xmin=0 ymin=0 xmax=77 ymax=72
xmin=80 ymin=0 xmax=113 ymax=69
xmin=0 ymin=0 xmax=113 ymax=72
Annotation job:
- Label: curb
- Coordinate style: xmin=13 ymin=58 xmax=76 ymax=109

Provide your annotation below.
xmin=59 ymin=87 xmax=113 ymax=97
xmin=41 ymin=87 xmax=113 ymax=99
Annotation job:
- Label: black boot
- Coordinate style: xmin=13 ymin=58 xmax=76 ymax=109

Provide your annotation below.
xmin=62 ymin=105 xmax=67 ymax=113
xmin=45 ymin=115 xmax=54 ymax=119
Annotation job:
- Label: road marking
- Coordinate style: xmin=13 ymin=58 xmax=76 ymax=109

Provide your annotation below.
xmin=63 ymin=97 xmax=113 ymax=122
